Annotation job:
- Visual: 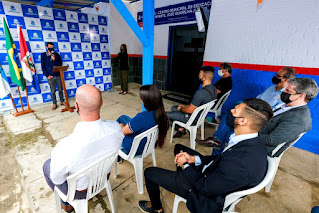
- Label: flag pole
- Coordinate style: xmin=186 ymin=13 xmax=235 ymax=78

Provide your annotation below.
xmin=16 ymin=85 xmax=24 ymax=111
xmin=24 ymin=80 xmax=31 ymax=110
xmin=9 ymin=93 xmax=18 ymax=113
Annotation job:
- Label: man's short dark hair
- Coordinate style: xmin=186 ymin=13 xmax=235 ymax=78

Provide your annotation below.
xmin=282 ymin=67 xmax=296 ymax=79
xmin=221 ymin=62 xmax=233 ymax=74
xmin=242 ymin=98 xmax=273 ymax=131
xmin=46 ymin=42 xmax=54 ymax=47
xmin=201 ymin=66 xmax=215 ymax=73
xmin=289 ymin=78 xmax=319 ymax=103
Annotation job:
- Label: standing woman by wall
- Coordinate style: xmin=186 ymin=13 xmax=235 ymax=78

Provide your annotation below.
xmin=115 ymin=44 xmax=129 ymax=95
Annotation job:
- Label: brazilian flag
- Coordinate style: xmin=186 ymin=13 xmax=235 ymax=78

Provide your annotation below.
xmin=3 ymin=18 xmax=25 ymax=91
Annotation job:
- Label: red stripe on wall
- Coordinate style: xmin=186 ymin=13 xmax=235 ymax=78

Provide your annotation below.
xmin=110 ymin=54 xmax=167 ymax=59
xmin=202 ymin=61 xmax=319 ymax=76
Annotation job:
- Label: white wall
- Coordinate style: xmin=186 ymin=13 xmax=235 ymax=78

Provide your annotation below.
xmin=203 ymin=0 xmax=319 ymax=67
xmin=110 ymin=0 xmax=197 ymax=56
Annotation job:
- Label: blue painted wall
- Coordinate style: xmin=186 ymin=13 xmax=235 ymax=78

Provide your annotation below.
xmin=210 ymin=67 xmax=319 ymax=154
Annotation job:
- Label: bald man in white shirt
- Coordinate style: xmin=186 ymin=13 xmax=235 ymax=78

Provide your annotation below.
xmin=43 ymin=85 xmax=124 ymax=212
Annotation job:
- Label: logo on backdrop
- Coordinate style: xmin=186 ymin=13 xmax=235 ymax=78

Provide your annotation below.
xmin=74 ymin=61 xmax=84 ymax=70
xmin=89 ymin=25 xmax=99 ymax=34
xmin=102 ymin=52 xmax=109 ymax=60
xmin=0 ymin=3 xmax=4 ymax=15
xmin=98 ymin=16 xmax=107 ymax=26
xmin=53 ymin=9 xmax=66 ymax=21
xmin=22 ymin=5 xmax=38 ymax=18
xmin=41 ymin=20 xmax=55 ymax=31
xmin=27 ymin=30 xmax=43 ymax=41
xmin=100 ymin=35 xmax=108 ymax=43
xmin=84 ymin=53 xmax=92 ymax=61
xmin=39 ymin=7 xmax=53 ymax=19
xmin=91 ymin=43 xmax=100 ymax=52
xmin=25 ymin=18 xmax=41 ymax=29
xmin=85 ymin=70 xmax=94 ymax=77
xmin=7 ymin=15 xmax=26 ymax=29
xmin=94 ymin=61 xmax=102 ymax=69
xmin=61 ymin=53 xmax=72 ymax=62
xmin=68 ymin=23 xmax=79 ymax=33
xmin=80 ymin=33 xmax=90 ymax=43
xmin=79 ymin=14 xmax=88 ymax=23
xmin=57 ymin=32 xmax=69 ymax=42
xmin=71 ymin=43 xmax=82 ymax=52
xmin=55 ymin=21 xmax=67 ymax=31
xmin=69 ymin=33 xmax=80 ymax=42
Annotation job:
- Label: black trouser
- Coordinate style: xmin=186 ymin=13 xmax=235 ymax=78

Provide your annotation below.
xmin=144 ymin=144 xmax=202 ymax=210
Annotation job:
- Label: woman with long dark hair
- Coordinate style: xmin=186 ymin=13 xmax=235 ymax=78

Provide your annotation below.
xmin=114 ymin=44 xmax=129 ymax=95
xmin=116 ymin=85 xmax=169 ymax=162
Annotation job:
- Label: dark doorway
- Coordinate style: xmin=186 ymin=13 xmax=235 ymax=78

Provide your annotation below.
xmin=166 ymin=25 xmax=206 ymax=96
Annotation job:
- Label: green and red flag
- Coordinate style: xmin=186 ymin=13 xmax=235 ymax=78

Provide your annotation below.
xmin=3 ymin=17 xmax=25 ymax=91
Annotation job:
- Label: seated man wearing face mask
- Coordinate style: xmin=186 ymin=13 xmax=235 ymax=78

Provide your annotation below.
xmin=138 ymin=99 xmax=273 ymax=213
xmin=198 ymin=67 xmax=296 ymax=152
xmin=259 ymin=77 xmax=318 ymax=156
xmin=214 ymin=62 xmax=233 ymax=99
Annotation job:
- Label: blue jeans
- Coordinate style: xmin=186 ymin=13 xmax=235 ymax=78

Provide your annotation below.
xmin=312 ymin=206 xmax=319 ymax=213
xmin=211 ymin=101 xmax=243 ymax=155
xmin=212 ymin=114 xmax=234 ymax=155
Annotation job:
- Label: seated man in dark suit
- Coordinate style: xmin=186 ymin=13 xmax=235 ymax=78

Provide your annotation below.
xmin=138 ymin=99 xmax=273 ymax=213
xmin=259 ymin=77 xmax=318 ymax=156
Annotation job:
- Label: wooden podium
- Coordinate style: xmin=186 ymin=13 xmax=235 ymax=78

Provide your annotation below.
xmin=53 ymin=66 xmax=75 ymax=113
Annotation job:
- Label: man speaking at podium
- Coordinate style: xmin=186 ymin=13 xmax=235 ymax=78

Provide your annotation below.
xmin=41 ymin=42 xmax=65 ymax=110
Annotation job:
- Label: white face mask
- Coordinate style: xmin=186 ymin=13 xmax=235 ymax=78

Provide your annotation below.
xmin=218 ymin=69 xmax=224 ymax=77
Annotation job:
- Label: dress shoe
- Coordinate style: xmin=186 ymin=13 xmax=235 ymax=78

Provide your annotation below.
xmin=196 ymin=137 xmax=222 ymax=149
xmin=51 ymin=104 xmax=57 ymax=110
xmin=61 ymin=202 xmax=74 ymax=213
xmin=138 ymin=200 xmax=165 ymax=213
xmin=173 ymin=129 xmax=186 ymax=138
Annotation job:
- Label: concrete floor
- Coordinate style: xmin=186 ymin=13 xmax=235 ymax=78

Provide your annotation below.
xmin=0 ymin=83 xmax=318 ymax=213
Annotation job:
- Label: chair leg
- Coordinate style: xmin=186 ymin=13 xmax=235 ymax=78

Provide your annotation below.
xmin=265 ymin=159 xmax=280 ymax=193
xmin=54 ymin=190 xmax=62 ymax=213
xmin=71 ymin=200 xmax=88 ymax=213
xmin=114 ymin=160 xmax=118 ymax=178
xmin=151 ymin=151 xmax=156 ymax=167
xmin=200 ymin=124 xmax=205 ymax=140
xmin=170 ymin=122 xmax=176 ymax=143
xmin=132 ymin=158 xmax=144 ymax=194
xmin=172 ymin=195 xmax=186 ymax=213
xmin=189 ymin=128 xmax=197 ymax=150
xmin=106 ymin=180 xmax=116 ymax=213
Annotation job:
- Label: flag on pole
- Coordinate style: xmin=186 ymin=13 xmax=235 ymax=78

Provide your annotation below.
xmin=3 ymin=18 xmax=25 ymax=91
xmin=257 ymin=0 xmax=264 ymax=7
xmin=17 ymin=25 xmax=41 ymax=93
xmin=0 ymin=64 xmax=11 ymax=99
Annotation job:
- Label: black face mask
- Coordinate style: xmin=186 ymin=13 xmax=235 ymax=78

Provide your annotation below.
xmin=280 ymin=92 xmax=292 ymax=104
xmin=272 ymin=75 xmax=282 ymax=84
xmin=226 ymin=111 xmax=243 ymax=129
xmin=48 ymin=48 xmax=54 ymax=54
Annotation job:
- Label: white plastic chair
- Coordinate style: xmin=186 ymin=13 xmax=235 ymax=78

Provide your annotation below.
xmin=265 ymin=132 xmax=305 ymax=192
xmin=172 ymin=156 xmax=275 ymax=213
xmin=170 ymin=100 xmax=216 ymax=150
xmin=114 ymin=125 xmax=159 ymax=194
xmin=206 ymin=90 xmax=232 ymax=127
xmin=54 ymin=149 xmax=119 ymax=213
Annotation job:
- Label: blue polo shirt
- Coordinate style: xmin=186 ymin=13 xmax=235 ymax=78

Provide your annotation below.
xmin=256 ymin=85 xmax=286 ymax=110
xmin=122 ymin=111 xmax=156 ymax=156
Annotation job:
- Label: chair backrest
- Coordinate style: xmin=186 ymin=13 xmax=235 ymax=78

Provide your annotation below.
xmin=210 ymin=90 xmax=232 ymax=112
xmin=271 ymin=132 xmax=306 ymax=158
xmin=185 ymin=100 xmax=217 ymax=128
xmin=125 ymin=125 xmax=159 ymax=160
xmin=223 ymin=156 xmax=276 ymax=211
xmin=65 ymin=149 xmax=119 ymax=203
